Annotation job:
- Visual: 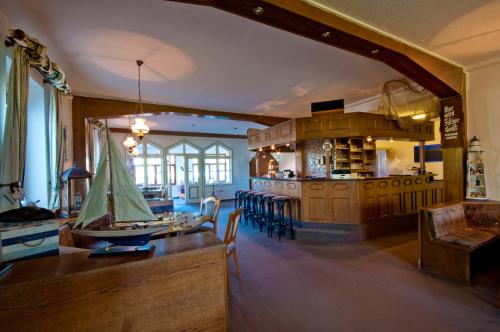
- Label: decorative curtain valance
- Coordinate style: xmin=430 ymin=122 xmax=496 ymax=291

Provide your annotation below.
xmin=5 ymin=29 xmax=71 ymax=96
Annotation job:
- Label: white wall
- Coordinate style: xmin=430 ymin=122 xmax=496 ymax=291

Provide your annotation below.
xmin=111 ymin=132 xmax=249 ymax=200
xmin=466 ymin=62 xmax=500 ymax=200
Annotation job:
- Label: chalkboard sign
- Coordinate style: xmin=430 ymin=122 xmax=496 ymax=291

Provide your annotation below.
xmin=440 ymin=95 xmax=464 ymax=148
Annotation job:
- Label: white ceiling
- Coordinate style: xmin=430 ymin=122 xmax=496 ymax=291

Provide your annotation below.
xmin=0 ymin=0 xmax=401 ymax=120
xmin=308 ymin=0 xmax=500 ymax=67
xmin=105 ymin=114 xmax=267 ymax=136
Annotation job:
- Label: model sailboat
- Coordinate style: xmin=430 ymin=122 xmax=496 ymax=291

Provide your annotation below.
xmin=72 ymin=124 xmax=165 ymax=252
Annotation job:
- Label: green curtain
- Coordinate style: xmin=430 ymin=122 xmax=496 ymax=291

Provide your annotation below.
xmin=0 ymin=46 xmax=30 ymax=213
xmin=48 ymin=87 xmax=64 ymax=210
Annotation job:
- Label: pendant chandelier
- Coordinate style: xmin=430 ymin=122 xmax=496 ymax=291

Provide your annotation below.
xmin=122 ymin=115 xmax=138 ymax=154
xmin=131 ymin=59 xmax=149 ymax=139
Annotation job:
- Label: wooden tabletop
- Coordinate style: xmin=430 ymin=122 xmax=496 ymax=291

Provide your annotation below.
xmin=0 ymin=232 xmax=224 ymax=288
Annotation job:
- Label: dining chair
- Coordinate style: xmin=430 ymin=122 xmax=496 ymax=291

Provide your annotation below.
xmin=224 ymin=208 xmax=242 ymax=279
xmin=198 ymin=196 xmax=221 ymax=234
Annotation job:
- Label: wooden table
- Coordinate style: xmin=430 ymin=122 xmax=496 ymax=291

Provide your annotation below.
xmin=0 ymin=232 xmax=228 ymax=331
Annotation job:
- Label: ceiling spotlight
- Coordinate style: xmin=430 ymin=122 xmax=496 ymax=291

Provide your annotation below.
xmin=366 ymin=136 xmax=373 ymax=142
xmin=322 ymin=31 xmax=331 ymax=38
xmin=412 ymin=113 xmax=427 ymax=120
xmin=253 ymin=7 xmax=264 ymax=15
xmin=371 ymin=49 xmax=379 ymax=55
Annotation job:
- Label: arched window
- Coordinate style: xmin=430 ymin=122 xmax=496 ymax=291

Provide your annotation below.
xmin=130 ymin=140 xmax=163 ymax=189
xmin=204 ymin=143 xmax=232 ymax=185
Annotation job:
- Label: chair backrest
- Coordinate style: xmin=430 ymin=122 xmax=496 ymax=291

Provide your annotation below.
xmin=427 ymin=203 xmax=467 ymax=240
xmin=199 ymin=196 xmax=221 ymax=222
xmin=224 ymin=208 xmax=242 ymax=245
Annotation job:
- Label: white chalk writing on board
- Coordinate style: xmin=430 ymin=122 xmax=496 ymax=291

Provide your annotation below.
xmin=443 ymin=105 xmax=460 ymax=140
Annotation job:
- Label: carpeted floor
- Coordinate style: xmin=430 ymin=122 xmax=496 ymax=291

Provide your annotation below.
xmin=175 ymin=201 xmax=500 ymax=331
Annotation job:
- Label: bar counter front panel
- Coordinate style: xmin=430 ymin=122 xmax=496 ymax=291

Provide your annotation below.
xmin=251 ymin=175 xmax=444 ymax=225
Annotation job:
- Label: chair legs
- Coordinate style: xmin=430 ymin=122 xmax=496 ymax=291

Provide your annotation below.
xmin=232 ymin=250 xmax=240 ymax=278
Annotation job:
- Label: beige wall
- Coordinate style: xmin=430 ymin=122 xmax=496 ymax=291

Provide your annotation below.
xmin=377 ymin=119 xmax=443 ymax=179
xmin=466 ymin=63 xmax=500 ymax=200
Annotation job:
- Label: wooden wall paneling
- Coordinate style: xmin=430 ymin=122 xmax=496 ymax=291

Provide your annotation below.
xmin=442 ymin=148 xmax=465 ymax=202
xmin=376 ymin=179 xmax=391 ymax=218
xmin=402 ymin=178 xmax=415 ymax=213
xmin=390 ymin=178 xmax=403 ymax=216
xmin=360 ymin=181 xmax=377 ymax=223
xmin=302 ymin=182 xmax=330 ymax=222
xmin=328 ymin=181 xmax=357 ymax=224
xmin=414 ymin=177 xmax=426 ymax=210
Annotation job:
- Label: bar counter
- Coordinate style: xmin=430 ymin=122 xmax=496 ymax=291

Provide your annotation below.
xmin=251 ymin=175 xmax=444 ymax=226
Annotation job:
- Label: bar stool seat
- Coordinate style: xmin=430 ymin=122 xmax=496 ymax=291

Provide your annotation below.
xmin=270 ymin=196 xmax=294 ymax=241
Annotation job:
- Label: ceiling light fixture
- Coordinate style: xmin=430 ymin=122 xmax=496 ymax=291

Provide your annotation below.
xmin=322 ymin=31 xmax=331 ymax=38
xmin=371 ymin=49 xmax=379 ymax=55
xmin=122 ymin=115 xmax=138 ymax=154
xmin=366 ymin=136 xmax=373 ymax=142
xmin=412 ymin=113 xmax=427 ymax=120
xmin=131 ymin=60 xmax=149 ymax=140
xmin=253 ymin=7 xmax=264 ymax=15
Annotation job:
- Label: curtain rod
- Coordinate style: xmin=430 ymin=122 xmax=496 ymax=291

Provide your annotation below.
xmin=3 ymin=28 xmax=72 ymax=96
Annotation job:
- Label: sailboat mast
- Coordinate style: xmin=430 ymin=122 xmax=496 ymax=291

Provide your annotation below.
xmin=105 ymin=120 xmax=115 ymax=220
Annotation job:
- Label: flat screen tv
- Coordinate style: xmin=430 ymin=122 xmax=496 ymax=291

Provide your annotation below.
xmin=414 ymin=144 xmax=443 ymax=163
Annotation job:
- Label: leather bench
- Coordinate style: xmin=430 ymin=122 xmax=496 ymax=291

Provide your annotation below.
xmin=419 ymin=202 xmax=499 ymax=283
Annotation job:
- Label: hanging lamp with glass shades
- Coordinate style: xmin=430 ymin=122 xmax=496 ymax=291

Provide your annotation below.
xmin=131 ymin=59 xmax=149 ymax=140
xmin=122 ymin=115 xmax=138 ymax=154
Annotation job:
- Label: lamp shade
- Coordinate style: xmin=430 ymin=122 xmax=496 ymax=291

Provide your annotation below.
xmin=123 ymin=134 xmax=137 ymax=151
xmin=131 ymin=117 xmax=149 ymax=138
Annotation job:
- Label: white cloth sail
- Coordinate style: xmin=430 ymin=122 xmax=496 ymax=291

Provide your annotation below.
xmin=108 ymin=135 xmax=155 ymax=221
xmin=73 ymin=145 xmax=108 ymax=229
xmin=73 ymin=134 xmax=154 ymax=229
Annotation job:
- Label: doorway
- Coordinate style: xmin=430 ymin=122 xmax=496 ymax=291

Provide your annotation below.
xmin=166 ymin=141 xmax=202 ymax=204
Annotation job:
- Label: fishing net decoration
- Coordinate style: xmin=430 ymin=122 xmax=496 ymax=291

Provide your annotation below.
xmin=378 ymin=79 xmax=441 ymax=130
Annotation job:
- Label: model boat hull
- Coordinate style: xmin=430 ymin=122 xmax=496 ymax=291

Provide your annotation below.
xmin=72 ymin=228 xmax=166 ymax=246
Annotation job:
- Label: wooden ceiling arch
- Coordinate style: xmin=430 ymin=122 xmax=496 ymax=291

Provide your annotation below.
xmin=169 ymin=0 xmax=463 ymax=99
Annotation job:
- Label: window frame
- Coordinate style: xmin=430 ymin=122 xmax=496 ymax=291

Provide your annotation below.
xmin=128 ymin=139 xmax=164 ymax=189
xmin=203 ymin=142 xmax=233 ymax=185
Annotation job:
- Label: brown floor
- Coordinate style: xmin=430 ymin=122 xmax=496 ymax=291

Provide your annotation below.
xmin=182 ymin=202 xmax=500 ymax=331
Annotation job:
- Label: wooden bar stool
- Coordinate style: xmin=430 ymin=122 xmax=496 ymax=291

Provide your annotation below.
xmin=270 ymin=196 xmax=294 ymax=241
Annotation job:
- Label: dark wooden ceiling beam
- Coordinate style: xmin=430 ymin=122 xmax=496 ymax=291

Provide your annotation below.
xmin=109 ymin=127 xmax=247 ymax=139
xmin=169 ymin=0 xmax=462 ymax=98
xmin=77 ymin=95 xmax=286 ymax=126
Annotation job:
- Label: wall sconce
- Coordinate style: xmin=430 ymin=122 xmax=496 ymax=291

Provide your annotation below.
xmin=322 ymin=139 xmax=333 ymax=151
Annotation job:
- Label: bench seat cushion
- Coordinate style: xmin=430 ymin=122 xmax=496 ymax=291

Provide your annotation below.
xmin=438 ymin=228 xmax=496 ymax=250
